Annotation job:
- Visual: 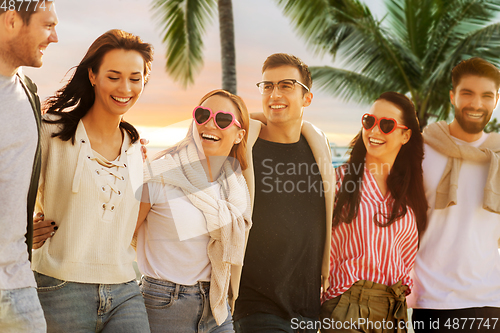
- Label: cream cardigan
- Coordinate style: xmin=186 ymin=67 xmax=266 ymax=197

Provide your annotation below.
xmin=228 ymin=119 xmax=335 ymax=310
xmin=32 ymin=117 xmax=143 ymax=284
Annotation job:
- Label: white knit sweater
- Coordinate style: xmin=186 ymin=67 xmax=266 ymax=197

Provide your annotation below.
xmin=32 ymin=116 xmax=143 ymax=284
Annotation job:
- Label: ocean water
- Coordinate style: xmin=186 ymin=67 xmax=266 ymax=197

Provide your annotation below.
xmin=146 ymin=144 xmax=350 ymax=167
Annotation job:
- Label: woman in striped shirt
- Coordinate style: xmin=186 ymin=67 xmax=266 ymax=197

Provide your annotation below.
xmin=321 ymin=92 xmax=427 ymax=333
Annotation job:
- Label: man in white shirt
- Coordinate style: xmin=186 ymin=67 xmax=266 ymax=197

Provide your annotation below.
xmin=0 ymin=2 xmax=58 ymax=331
xmin=409 ymin=57 xmax=500 ymax=332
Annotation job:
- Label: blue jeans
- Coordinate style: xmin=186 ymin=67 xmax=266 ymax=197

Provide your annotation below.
xmin=140 ymin=276 xmax=234 ymax=333
xmin=34 ymin=272 xmax=150 ymax=333
xmin=234 ymin=313 xmax=319 ymax=333
xmin=0 ymin=286 xmax=46 ymax=333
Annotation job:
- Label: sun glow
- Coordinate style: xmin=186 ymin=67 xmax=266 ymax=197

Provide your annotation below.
xmin=136 ymin=119 xmax=191 ymax=154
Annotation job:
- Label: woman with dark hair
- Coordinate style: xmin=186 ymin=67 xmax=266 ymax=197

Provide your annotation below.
xmin=320 ymin=92 xmax=427 ymax=333
xmin=135 ymin=89 xmax=252 ymax=333
xmin=31 ymin=29 xmax=153 ymax=332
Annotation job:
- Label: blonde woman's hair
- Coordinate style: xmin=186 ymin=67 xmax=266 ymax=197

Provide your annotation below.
xmin=154 ymin=89 xmax=249 ymax=170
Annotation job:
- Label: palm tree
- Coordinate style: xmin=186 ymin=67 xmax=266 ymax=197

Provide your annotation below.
xmin=274 ymin=0 xmax=500 ymax=128
xmin=151 ymin=0 xmax=237 ymax=94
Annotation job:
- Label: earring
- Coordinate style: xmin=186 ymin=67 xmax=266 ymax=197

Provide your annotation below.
xmin=234 ymin=140 xmax=241 ymax=144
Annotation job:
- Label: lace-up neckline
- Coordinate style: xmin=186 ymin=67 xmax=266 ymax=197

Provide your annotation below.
xmin=71 ymin=120 xmax=133 ymax=222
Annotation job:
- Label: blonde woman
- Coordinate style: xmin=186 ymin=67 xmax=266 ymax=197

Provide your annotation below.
xmin=136 ymin=89 xmax=252 ymax=333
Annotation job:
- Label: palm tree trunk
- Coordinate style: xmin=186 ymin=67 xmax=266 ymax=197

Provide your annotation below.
xmin=218 ymin=0 xmax=237 ymax=94
xmin=417 ymin=96 xmax=429 ymax=130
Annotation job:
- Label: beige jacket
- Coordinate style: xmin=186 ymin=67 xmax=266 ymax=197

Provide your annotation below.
xmin=228 ymin=118 xmax=335 ymax=310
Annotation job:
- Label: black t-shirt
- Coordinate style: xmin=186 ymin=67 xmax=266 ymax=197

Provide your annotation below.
xmin=234 ymin=135 xmax=326 ymax=321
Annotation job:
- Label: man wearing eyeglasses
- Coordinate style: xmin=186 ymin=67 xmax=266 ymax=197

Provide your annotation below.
xmin=232 ymin=53 xmax=335 ymax=332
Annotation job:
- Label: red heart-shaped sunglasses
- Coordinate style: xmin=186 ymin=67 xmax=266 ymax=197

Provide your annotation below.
xmin=362 ymin=113 xmax=408 ymax=135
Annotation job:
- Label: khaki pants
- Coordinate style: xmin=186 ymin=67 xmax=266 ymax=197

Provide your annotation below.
xmin=320 ymin=280 xmax=408 ymax=333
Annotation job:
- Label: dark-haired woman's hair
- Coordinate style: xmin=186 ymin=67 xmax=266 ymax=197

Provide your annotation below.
xmin=332 ymin=91 xmax=428 ymax=237
xmin=43 ymin=29 xmax=154 ymax=143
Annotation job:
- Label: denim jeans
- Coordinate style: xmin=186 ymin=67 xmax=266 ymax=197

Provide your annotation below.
xmin=34 ymin=272 xmax=150 ymax=333
xmin=0 ymin=286 xmax=46 ymax=333
xmin=234 ymin=313 xmax=319 ymax=333
xmin=140 ymin=276 xmax=233 ymax=333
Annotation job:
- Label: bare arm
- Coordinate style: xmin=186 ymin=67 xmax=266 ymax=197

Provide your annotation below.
xmin=135 ymin=201 xmax=151 ymax=235
xmin=134 ymin=183 xmax=152 ymax=235
xmin=250 ymin=112 xmax=267 ymax=125
xmin=131 ymin=186 xmax=151 ymax=250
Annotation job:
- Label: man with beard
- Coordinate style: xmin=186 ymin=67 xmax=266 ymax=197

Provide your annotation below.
xmin=409 ymin=57 xmax=500 ymax=332
xmin=0 ymin=1 xmax=58 ymax=331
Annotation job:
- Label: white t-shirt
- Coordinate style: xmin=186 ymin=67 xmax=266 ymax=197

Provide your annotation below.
xmin=136 ymin=181 xmax=221 ymax=285
xmin=408 ymin=133 xmax=500 ymax=309
xmin=0 ymin=73 xmax=37 ymax=289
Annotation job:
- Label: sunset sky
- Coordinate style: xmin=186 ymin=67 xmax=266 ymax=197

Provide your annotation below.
xmin=22 ymin=0 xmax=500 ymax=148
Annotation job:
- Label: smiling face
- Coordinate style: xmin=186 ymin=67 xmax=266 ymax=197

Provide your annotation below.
xmin=88 ymin=49 xmax=145 ymax=117
xmin=362 ymin=99 xmax=411 ymax=165
xmin=6 ymin=3 xmax=58 ymax=69
xmin=451 ymin=75 xmax=499 ymax=137
xmin=195 ymin=95 xmax=246 ymax=158
xmin=261 ymin=65 xmax=312 ymax=127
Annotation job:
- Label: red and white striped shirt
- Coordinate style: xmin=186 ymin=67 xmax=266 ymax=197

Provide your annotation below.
xmin=323 ymin=164 xmax=418 ymax=302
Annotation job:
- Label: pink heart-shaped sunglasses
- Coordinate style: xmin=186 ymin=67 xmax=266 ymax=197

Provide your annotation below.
xmin=193 ymin=106 xmax=242 ymax=130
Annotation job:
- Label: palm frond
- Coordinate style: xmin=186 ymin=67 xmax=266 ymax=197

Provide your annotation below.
xmin=276 ymin=0 xmax=423 ymax=104
xmin=385 ymin=0 xmax=436 ymax=59
xmin=273 ymin=0 xmax=337 ymax=55
xmin=310 ymin=66 xmax=389 ymax=104
xmin=151 ymin=0 xmax=217 ymax=87
xmin=424 ymin=0 xmax=500 ymax=73
xmin=425 ymin=22 xmax=500 ymax=89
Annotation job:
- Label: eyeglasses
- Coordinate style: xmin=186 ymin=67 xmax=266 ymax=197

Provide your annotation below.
xmin=256 ymin=79 xmax=310 ymax=95
xmin=193 ymin=106 xmax=242 ymax=130
xmin=361 ymin=113 xmax=408 ymax=135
